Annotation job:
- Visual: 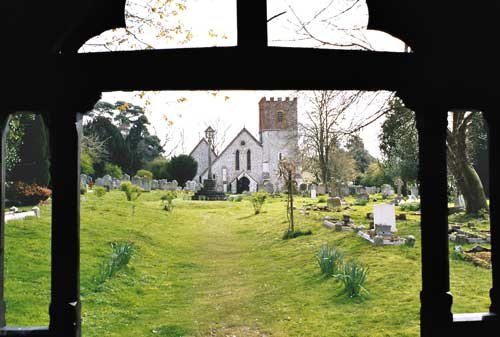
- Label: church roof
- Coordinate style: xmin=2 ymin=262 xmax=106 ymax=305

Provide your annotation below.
xmin=188 ymin=138 xmax=217 ymax=159
xmin=198 ymin=127 xmax=262 ymax=177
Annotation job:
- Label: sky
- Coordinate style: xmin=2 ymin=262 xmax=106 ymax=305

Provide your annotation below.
xmin=83 ymin=0 xmax=406 ymax=158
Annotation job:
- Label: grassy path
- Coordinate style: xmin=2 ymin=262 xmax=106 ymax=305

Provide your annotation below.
xmin=4 ymin=191 xmax=494 ymax=337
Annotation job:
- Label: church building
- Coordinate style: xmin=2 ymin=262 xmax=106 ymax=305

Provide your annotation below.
xmin=189 ymin=97 xmax=299 ymax=193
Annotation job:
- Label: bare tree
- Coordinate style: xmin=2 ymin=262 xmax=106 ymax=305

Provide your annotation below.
xmin=279 ymin=159 xmax=296 ymax=233
xmin=80 ymin=0 xmax=191 ymax=52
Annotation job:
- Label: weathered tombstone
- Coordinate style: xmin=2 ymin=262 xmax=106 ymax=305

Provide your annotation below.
xmin=142 ymin=179 xmax=152 ymax=192
xmin=317 ymin=184 xmax=326 ymax=195
xmin=310 ymin=189 xmax=317 ymax=199
xmin=32 ymin=206 xmax=41 ymax=217
xmin=358 ymin=191 xmax=369 ymax=201
xmin=410 ymin=186 xmax=419 ymax=198
xmin=299 ymin=183 xmax=307 ymax=192
xmin=334 ymin=222 xmax=343 ymax=231
xmin=122 ymin=174 xmax=130 ymax=182
xmin=405 ymin=235 xmax=416 ymax=247
xmin=152 ymin=180 xmax=159 ymax=190
xmin=373 ymin=204 xmax=396 ymax=232
xmin=454 ymin=195 xmax=465 ymax=209
xmin=95 ymin=178 xmax=104 ymax=186
xmin=395 ymin=178 xmax=403 ymax=196
xmin=327 ymin=197 xmax=342 ymax=209
xmin=375 ymin=224 xmax=393 ymax=237
xmin=381 ymin=184 xmax=394 ymax=198
xmin=263 ymin=181 xmax=274 ymax=193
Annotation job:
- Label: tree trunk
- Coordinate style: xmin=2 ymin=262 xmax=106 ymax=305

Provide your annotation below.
xmin=447 ymin=111 xmax=488 ymax=214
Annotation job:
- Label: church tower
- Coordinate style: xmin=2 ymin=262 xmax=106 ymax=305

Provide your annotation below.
xmin=259 ymin=97 xmax=298 ymax=190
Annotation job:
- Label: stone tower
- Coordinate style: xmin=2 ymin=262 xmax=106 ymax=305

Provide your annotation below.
xmin=259 ymin=97 xmax=298 ymax=191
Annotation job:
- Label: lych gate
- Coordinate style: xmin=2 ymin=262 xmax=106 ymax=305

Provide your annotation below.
xmin=1 ymin=1 xmax=500 ymax=337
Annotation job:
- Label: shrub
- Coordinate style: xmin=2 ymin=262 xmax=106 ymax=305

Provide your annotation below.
xmin=120 ymin=181 xmax=143 ymax=202
xmin=354 ymin=198 xmax=368 ymax=206
xmin=136 ymin=169 xmax=153 ymax=181
xmin=93 ymin=241 xmax=135 ymax=290
xmin=250 ymin=192 xmax=268 ymax=214
xmin=316 ymin=244 xmax=344 ymax=277
xmin=94 ymin=186 xmax=107 ymax=198
xmin=317 ymin=197 xmax=326 ymax=203
xmin=6 ymin=181 xmax=52 ymax=207
xmin=282 ymin=229 xmax=312 ymax=240
xmin=146 ymin=157 xmax=169 ymax=179
xmin=104 ymin=163 xmax=123 ymax=179
xmin=165 ymin=155 xmax=198 ymax=187
xmin=335 ymin=260 xmax=369 ymax=298
xmin=161 ymin=191 xmax=177 ymax=212
xmin=399 ymin=202 xmax=420 ymax=211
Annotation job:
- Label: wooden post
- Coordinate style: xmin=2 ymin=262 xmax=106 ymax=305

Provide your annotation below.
xmin=485 ymin=112 xmax=500 ymax=313
xmin=237 ymin=0 xmax=267 ymax=48
xmin=415 ymin=109 xmax=453 ymax=336
xmin=0 ymin=114 xmax=10 ymax=328
xmin=45 ymin=111 xmax=81 ymax=337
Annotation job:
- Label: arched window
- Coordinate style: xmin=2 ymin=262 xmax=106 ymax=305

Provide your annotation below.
xmin=277 ymin=111 xmax=284 ymax=122
xmin=247 ymin=150 xmax=251 ymax=170
xmin=235 ymin=150 xmax=240 ymax=170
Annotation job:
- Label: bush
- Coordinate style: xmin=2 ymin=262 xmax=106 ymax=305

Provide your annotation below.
xmin=250 ymin=192 xmax=268 ymax=214
xmin=6 ymin=181 xmax=52 ymax=207
xmin=335 ymin=260 xmax=369 ymax=298
xmin=161 ymin=191 xmax=177 ymax=212
xmin=136 ymin=169 xmax=153 ymax=181
xmin=354 ymin=198 xmax=368 ymax=206
xmin=317 ymin=197 xmax=327 ymax=203
xmin=146 ymin=157 xmax=169 ymax=179
xmin=316 ymin=244 xmax=344 ymax=277
xmin=92 ymin=241 xmax=135 ymax=291
xmin=282 ymin=229 xmax=312 ymax=240
xmin=94 ymin=186 xmax=107 ymax=198
xmin=399 ymin=202 xmax=420 ymax=211
xmin=104 ymin=163 xmax=123 ymax=179
xmin=120 ymin=181 xmax=143 ymax=202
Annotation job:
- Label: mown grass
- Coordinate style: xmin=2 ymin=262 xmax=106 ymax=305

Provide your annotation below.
xmin=3 ymin=191 xmax=493 ymax=336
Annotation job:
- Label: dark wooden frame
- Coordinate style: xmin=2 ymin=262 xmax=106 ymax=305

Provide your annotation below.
xmin=0 ymin=1 xmax=499 ymax=336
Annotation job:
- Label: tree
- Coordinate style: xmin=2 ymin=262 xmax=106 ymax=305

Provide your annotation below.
xmin=10 ymin=114 xmax=50 ymax=186
xmin=146 ymin=157 xmax=169 ymax=179
xmin=84 ymin=101 xmax=164 ymax=175
xmin=379 ymin=97 xmax=419 ymax=192
xmin=345 ymin=134 xmax=374 ymax=173
xmin=279 ymin=159 xmax=296 ymax=234
xmin=329 ymin=146 xmax=357 ymax=195
xmin=447 ymin=111 xmax=488 ymax=214
xmin=300 ymin=91 xmax=362 ymax=192
xmin=165 ymin=155 xmax=197 ymax=187
xmin=104 ymin=163 xmax=123 ymax=179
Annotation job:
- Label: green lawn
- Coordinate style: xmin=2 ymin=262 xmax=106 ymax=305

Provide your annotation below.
xmin=4 ymin=191 xmax=493 ymax=336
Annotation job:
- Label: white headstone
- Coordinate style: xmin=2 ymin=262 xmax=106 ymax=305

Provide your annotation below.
xmin=311 ymin=189 xmax=317 ymax=199
xmin=373 ymin=204 xmax=396 ymax=232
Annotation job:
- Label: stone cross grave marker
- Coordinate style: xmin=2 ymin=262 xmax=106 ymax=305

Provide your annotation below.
xmin=373 ymin=204 xmax=396 ymax=232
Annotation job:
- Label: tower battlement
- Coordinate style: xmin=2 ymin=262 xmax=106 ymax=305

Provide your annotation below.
xmin=259 ymin=96 xmax=298 ymax=132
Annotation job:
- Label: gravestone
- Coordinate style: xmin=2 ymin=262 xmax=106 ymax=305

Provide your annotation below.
xmin=375 ymin=224 xmax=392 ymax=237
xmin=152 ymin=180 xmax=159 ymax=190
xmin=310 ymin=189 xmax=317 ymax=199
xmin=373 ymin=204 xmax=396 ymax=232
xmin=317 ymin=184 xmax=326 ymax=195
xmin=454 ymin=195 xmax=465 ymax=209
xmin=263 ymin=181 xmax=274 ymax=193
xmin=131 ymin=175 xmax=142 ymax=187
xmin=381 ymin=184 xmax=394 ymax=197
xmin=358 ymin=191 xmax=369 ymax=201
xmin=365 ymin=186 xmax=377 ymax=195
xmin=410 ymin=186 xmax=419 ymax=198
xmin=122 ymin=174 xmax=130 ymax=181
xmin=395 ymin=178 xmax=403 ymax=196
xmin=327 ymin=197 xmax=342 ymax=209
xmin=95 ymin=178 xmax=104 ymax=186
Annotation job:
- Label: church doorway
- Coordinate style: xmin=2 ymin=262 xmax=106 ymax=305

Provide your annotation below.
xmin=237 ymin=177 xmax=250 ymax=194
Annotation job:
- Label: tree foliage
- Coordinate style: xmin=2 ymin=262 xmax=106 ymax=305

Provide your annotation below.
xmin=379 ymin=97 xmax=419 ymax=189
xmin=165 ymin=155 xmax=197 ymax=187
xmin=84 ymin=101 xmax=164 ymax=176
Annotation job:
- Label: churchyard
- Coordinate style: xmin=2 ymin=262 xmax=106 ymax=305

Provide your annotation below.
xmin=3 ymin=187 xmax=492 ymax=337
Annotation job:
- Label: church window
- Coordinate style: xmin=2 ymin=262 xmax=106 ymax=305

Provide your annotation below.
xmin=235 ymin=150 xmax=240 ymax=170
xmin=247 ymin=150 xmax=251 ymax=170
xmin=279 ymin=153 xmax=282 ymax=160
